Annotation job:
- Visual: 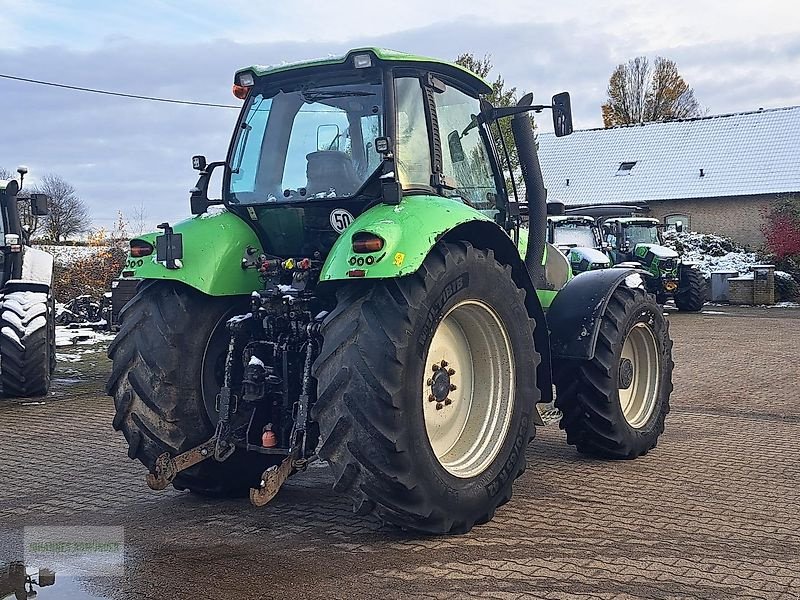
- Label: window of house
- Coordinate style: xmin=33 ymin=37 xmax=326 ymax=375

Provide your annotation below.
xmin=616 ymin=161 xmax=637 ymax=176
xmin=664 ymin=214 xmax=690 ymax=230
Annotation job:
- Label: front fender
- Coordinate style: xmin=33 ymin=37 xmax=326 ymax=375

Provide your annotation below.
xmin=547 ymin=267 xmax=650 ymax=360
xmin=122 ymin=209 xmax=262 ymax=296
xmin=319 ymin=195 xmax=495 ymax=281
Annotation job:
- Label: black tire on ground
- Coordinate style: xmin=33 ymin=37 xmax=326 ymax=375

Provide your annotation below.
xmin=106 ymin=281 xmax=279 ymax=497
xmin=48 ymin=295 xmax=56 ymax=376
xmin=312 ymin=241 xmax=540 ymax=534
xmin=674 ymin=267 xmax=707 ymax=312
xmin=554 ymin=285 xmax=673 ymax=459
xmin=0 ymin=289 xmax=54 ymax=397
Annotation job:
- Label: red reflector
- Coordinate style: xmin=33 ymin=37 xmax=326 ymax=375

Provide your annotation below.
xmin=347 ymin=269 xmax=366 ymax=278
xmin=232 ymin=84 xmax=251 ymax=100
xmin=352 ymin=232 xmax=384 ymax=253
xmin=130 ymin=240 xmax=154 ymax=257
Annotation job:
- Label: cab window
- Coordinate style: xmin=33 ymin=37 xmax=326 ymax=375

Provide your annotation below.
xmin=434 ymin=85 xmax=498 ymax=214
xmin=394 ymin=77 xmax=432 ymax=190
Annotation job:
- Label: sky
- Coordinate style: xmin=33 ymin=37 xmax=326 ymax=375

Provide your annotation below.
xmin=1 ymin=0 xmax=799 ymax=231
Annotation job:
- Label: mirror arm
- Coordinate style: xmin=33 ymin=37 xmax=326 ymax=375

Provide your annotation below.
xmin=190 ymin=161 xmax=226 ymax=215
xmin=477 ymin=104 xmax=552 ymax=125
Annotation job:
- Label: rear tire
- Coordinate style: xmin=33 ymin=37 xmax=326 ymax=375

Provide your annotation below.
xmin=106 ymin=281 xmax=278 ymax=496
xmin=554 ymin=285 xmax=673 ymax=459
xmin=312 ymin=241 xmax=540 ymax=534
xmin=674 ymin=267 xmax=707 ymax=312
xmin=1 ymin=288 xmax=54 ymax=397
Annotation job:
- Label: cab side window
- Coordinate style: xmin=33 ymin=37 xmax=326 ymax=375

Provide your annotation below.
xmin=394 ymin=77 xmax=432 ymax=190
xmin=434 ymin=86 xmax=498 ymax=213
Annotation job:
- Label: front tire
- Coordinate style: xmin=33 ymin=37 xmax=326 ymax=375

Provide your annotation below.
xmin=312 ymin=241 xmax=540 ymax=534
xmin=674 ymin=267 xmax=707 ymax=312
xmin=106 ymin=281 xmax=278 ymax=496
xmin=1 ymin=288 xmax=54 ymax=397
xmin=554 ymin=285 xmax=673 ymax=459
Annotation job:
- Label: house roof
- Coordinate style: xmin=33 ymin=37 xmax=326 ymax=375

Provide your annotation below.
xmin=538 ymin=106 xmax=800 ymax=206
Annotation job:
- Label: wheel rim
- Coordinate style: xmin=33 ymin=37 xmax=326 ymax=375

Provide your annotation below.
xmin=422 ymin=300 xmax=515 ymax=479
xmin=618 ymin=322 xmax=661 ymax=428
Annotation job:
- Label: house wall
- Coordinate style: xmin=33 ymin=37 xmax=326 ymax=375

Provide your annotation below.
xmin=646 ymin=194 xmax=783 ymax=248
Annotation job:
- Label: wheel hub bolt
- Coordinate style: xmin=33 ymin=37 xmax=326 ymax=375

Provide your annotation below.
xmin=619 ymin=358 xmax=634 ymax=390
xmin=428 ymin=360 xmax=456 ymax=406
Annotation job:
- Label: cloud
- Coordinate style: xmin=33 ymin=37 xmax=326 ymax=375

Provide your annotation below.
xmin=0 ymin=10 xmax=798 ymax=232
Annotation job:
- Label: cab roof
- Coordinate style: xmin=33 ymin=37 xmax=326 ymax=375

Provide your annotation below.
xmin=605 ymin=217 xmax=660 ymax=225
xmin=235 ymin=47 xmax=492 ymax=95
xmin=548 ymin=215 xmax=596 ymax=224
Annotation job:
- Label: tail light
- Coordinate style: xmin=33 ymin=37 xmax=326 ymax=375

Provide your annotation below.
xmin=352 ymin=232 xmax=384 ymax=254
xmin=130 ymin=239 xmax=154 ymax=258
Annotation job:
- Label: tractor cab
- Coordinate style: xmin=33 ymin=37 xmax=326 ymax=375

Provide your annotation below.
xmin=547 ymin=215 xmax=610 ymax=274
xmin=602 ymin=217 xmax=666 ymax=263
xmin=187 ymin=48 xmax=573 ymax=282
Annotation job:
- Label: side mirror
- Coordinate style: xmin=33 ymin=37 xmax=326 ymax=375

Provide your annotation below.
xmin=317 ymin=124 xmax=340 ymax=151
xmin=192 ymin=155 xmax=207 ymax=171
xmin=447 ymin=130 xmax=466 ymax=162
xmin=31 ymin=193 xmax=49 ymax=216
xmin=552 ymin=92 xmax=573 ymax=137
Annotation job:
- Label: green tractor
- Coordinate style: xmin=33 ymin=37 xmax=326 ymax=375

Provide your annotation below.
xmin=547 ymin=215 xmax=611 ymax=274
xmin=107 ymin=48 xmax=673 ymax=534
xmin=0 ymin=167 xmax=56 ymax=397
xmin=602 ymin=217 xmax=707 ymax=311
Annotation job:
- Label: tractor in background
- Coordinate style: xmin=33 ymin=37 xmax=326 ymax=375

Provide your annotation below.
xmin=602 ymin=216 xmax=706 ymax=311
xmin=0 ymin=167 xmax=56 ymax=397
xmin=547 ymin=214 xmax=610 ymax=274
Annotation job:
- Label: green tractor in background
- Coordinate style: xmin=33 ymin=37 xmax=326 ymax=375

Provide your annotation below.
xmin=602 ymin=217 xmax=707 ymax=311
xmin=547 ymin=214 xmax=611 ymax=274
xmin=107 ymin=48 xmax=673 ymax=535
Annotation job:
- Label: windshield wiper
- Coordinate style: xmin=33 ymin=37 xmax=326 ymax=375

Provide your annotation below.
xmin=300 ymin=89 xmax=376 ymax=102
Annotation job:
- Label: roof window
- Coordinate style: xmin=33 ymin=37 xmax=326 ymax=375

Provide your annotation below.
xmin=616 ymin=161 xmax=637 ymax=176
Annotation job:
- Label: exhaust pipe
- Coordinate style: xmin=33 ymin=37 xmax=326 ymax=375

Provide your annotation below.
xmin=511 ymin=94 xmax=547 ymax=287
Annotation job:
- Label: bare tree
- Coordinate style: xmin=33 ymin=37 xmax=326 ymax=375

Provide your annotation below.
xmin=34 ymin=174 xmax=92 ymax=242
xmin=129 ymin=202 xmax=149 ymax=236
xmin=602 ymin=56 xmax=702 ymax=127
xmin=0 ymin=167 xmax=12 ymax=180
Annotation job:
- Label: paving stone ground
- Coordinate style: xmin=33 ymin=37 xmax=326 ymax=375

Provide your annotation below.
xmin=1 ymin=306 xmax=798 ymax=600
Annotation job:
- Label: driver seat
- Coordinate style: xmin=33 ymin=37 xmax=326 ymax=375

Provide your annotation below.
xmin=306 ymin=151 xmax=361 ymax=197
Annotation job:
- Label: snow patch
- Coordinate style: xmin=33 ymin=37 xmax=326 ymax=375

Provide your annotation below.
xmin=625 ymin=273 xmax=644 ymax=288
xmin=55 ymin=326 xmax=116 ymax=348
xmin=198 ymin=205 xmax=228 ymax=219
xmin=248 ymin=355 xmax=265 ymax=368
xmin=1 ymin=326 xmax=21 ymax=346
xmin=34 ymin=245 xmax=105 ymax=267
xmin=663 ymin=230 xmax=760 ymax=279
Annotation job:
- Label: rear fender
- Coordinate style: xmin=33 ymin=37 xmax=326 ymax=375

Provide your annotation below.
xmin=319 ymin=195 xmax=496 ymax=281
xmin=120 ymin=209 xmax=262 ymax=296
xmin=547 ymin=267 xmax=651 ymax=361
xmin=319 ymin=197 xmax=553 ymax=417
